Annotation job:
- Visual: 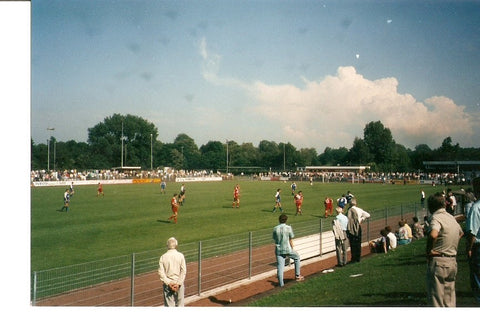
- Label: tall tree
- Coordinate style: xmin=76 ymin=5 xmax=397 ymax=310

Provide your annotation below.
xmin=87 ymin=114 xmax=158 ymax=168
xmin=318 ymin=147 xmax=349 ymax=165
xmin=173 ymin=133 xmax=200 ymax=170
xmin=409 ymin=144 xmax=433 ymax=169
xmin=348 ymin=137 xmax=371 ymax=165
xmin=199 ymin=141 xmax=226 ymax=170
xmin=258 ymin=140 xmax=281 ymax=169
xmin=363 ymin=121 xmax=395 ymax=171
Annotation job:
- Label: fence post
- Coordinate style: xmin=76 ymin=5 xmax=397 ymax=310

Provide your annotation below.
xmin=248 ymin=232 xmax=253 ymax=279
xmin=385 ymin=206 xmax=388 ymax=227
xmin=198 ymin=241 xmax=202 ymax=296
xmin=32 ymin=271 xmax=37 ymax=306
xmin=319 ymin=218 xmax=323 ymax=257
xmin=366 ymin=218 xmax=370 ymax=242
xmin=130 ymin=253 xmax=135 ymax=307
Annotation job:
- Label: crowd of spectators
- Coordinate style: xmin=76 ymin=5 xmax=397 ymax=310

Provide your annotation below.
xmin=30 ymin=168 xmax=224 ymax=183
xmin=31 ymin=167 xmax=475 ymax=185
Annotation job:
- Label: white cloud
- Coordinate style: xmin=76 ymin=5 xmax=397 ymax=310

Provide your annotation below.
xmin=199 ymin=38 xmax=478 ymax=150
xmin=249 ymin=66 xmax=477 ymax=149
xmin=199 ymin=37 xmax=247 ymax=90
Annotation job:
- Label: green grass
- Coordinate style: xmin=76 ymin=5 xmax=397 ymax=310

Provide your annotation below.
xmin=248 ymin=234 xmax=477 ymax=307
xmin=31 ymin=180 xmax=463 ymax=271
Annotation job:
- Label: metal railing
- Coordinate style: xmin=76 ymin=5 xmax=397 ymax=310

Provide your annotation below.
xmin=31 ymin=201 xmax=441 ymax=306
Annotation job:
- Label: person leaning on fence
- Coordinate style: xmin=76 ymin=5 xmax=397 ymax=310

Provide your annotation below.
xmin=426 ymin=192 xmax=463 ymax=307
xmin=346 ymin=198 xmax=370 ymax=263
xmin=272 ymin=214 xmax=304 ymax=287
xmin=333 ymin=206 xmax=348 ymax=267
xmin=158 ymin=237 xmax=187 ymax=307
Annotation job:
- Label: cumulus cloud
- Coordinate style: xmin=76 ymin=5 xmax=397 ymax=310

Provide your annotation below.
xmin=199 ymin=37 xmax=478 ymax=150
xmin=250 ymin=66 xmax=476 ymax=149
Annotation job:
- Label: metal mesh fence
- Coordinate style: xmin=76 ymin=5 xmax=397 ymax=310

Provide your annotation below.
xmin=32 ymin=202 xmax=428 ymax=306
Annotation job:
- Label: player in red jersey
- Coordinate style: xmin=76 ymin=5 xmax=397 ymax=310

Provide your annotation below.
xmin=324 ymin=196 xmax=333 ymax=217
xmin=168 ymin=193 xmax=179 ymax=223
xmin=294 ymin=191 xmax=303 ymax=216
xmin=97 ymin=182 xmax=104 ymax=197
xmin=232 ymin=184 xmax=240 ymax=208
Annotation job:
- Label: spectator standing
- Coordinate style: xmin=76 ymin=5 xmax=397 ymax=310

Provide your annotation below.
xmin=446 ymin=190 xmax=456 ymax=215
xmin=332 ymin=207 xmax=348 ymax=266
xmin=346 ymin=198 xmax=370 ymax=263
xmin=426 ymin=192 xmax=463 ymax=307
xmin=158 ymin=237 xmax=187 ymax=307
xmin=272 ymin=214 xmax=304 ymax=286
xmin=464 ymin=188 xmax=476 ymax=217
xmin=466 ymin=177 xmax=480 ymax=304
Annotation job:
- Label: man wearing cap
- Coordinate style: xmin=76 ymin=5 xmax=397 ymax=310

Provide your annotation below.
xmin=158 ymin=237 xmax=187 ymax=307
xmin=466 ymin=177 xmax=480 ymax=304
xmin=426 ymin=192 xmax=463 ymax=307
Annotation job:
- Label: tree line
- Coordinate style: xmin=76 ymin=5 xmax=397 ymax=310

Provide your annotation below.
xmin=31 ymin=113 xmax=480 ymax=173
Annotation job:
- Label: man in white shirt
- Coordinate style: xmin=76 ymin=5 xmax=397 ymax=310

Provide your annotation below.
xmin=158 ymin=237 xmax=187 ymax=307
xmin=347 ymin=198 xmax=371 ymax=263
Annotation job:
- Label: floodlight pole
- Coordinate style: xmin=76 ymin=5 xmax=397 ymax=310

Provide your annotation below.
xmin=150 ymin=133 xmax=153 ymax=170
xmin=226 ymin=139 xmax=229 ymax=174
xmin=47 ymin=138 xmax=50 ymax=172
xmin=121 ymin=121 xmax=124 ymax=168
xmin=47 ymin=127 xmax=55 ymax=172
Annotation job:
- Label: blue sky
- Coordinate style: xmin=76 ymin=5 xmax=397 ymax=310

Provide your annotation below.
xmin=31 ymin=0 xmax=480 ymax=152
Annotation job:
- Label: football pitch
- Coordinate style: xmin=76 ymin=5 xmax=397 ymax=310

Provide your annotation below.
xmin=30 ymin=179 xmax=453 ymax=271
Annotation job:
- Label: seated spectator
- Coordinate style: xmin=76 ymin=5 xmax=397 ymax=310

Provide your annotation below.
xmin=404 ymin=219 xmax=413 ymax=241
xmin=412 ymin=216 xmax=424 ymax=239
xmin=369 ymin=229 xmax=390 ymax=253
xmin=385 ymin=225 xmax=397 ymax=251
xmin=397 ymin=220 xmax=411 ymax=245
xmin=423 ymin=215 xmax=431 ymax=236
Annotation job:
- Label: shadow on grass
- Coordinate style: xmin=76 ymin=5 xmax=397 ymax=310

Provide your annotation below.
xmin=344 ymin=291 xmax=427 ymax=306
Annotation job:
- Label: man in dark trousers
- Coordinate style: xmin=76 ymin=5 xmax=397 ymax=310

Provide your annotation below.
xmin=346 ymin=198 xmax=370 ymax=263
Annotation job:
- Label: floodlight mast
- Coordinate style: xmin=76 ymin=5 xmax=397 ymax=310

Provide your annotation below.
xmin=47 ymin=127 xmax=55 ymax=172
xmin=226 ymin=139 xmax=229 ymax=174
xmin=121 ymin=121 xmax=124 ymax=168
